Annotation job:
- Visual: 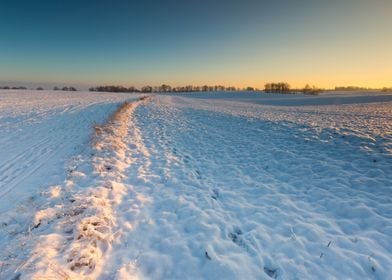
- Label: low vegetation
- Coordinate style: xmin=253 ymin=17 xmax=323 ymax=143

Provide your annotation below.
xmin=335 ymin=86 xmax=373 ymax=91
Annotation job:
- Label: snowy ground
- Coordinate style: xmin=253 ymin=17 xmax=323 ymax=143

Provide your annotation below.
xmin=0 ymin=90 xmax=391 ymax=279
xmin=0 ymin=90 xmax=141 ymax=213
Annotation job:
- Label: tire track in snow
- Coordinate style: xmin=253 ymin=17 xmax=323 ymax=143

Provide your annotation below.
xmin=0 ymin=139 xmax=60 ymax=198
xmin=0 ymin=137 xmax=52 ymax=181
xmin=0 ymin=101 xmax=140 ymax=212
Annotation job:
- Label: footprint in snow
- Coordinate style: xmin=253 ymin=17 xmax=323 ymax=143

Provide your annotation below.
xmin=229 ymin=227 xmax=249 ymax=250
xmin=264 ymin=266 xmax=278 ymax=279
xmin=211 ymin=189 xmax=219 ymax=200
xmin=183 ymin=155 xmax=191 ymax=163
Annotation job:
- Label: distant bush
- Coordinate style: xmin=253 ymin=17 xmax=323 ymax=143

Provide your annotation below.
xmin=0 ymin=86 xmax=27 ymax=90
xmin=36 ymin=87 xmax=44 ymax=90
xmin=381 ymin=87 xmax=392 ymax=92
xmin=301 ymin=84 xmax=323 ymax=95
xmin=58 ymin=86 xmax=78 ymax=91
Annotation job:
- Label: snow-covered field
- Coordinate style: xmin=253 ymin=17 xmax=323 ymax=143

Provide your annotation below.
xmin=0 ymin=90 xmax=391 ymax=279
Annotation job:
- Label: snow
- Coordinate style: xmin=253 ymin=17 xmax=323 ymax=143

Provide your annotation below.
xmin=0 ymin=90 xmax=391 ymax=279
xmin=0 ymin=90 xmax=140 ymax=212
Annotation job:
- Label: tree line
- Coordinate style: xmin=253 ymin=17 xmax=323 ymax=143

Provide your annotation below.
xmin=264 ymin=82 xmax=291 ymax=93
xmin=89 ymin=84 xmax=251 ymax=93
xmin=0 ymin=83 xmax=321 ymax=94
xmin=1 ymin=84 xmax=389 ymax=94
xmin=264 ymin=82 xmax=323 ymax=95
xmin=89 ymin=83 xmax=324 ymax=94
xmin=0 ymin=86 xmax=78 ymax=91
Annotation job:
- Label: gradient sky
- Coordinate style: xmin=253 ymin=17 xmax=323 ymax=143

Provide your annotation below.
xmin=0 ymin=0 xmax=391 ymax=88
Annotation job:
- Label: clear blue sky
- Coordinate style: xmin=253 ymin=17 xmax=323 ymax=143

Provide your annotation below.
xmin=0 ymin=0 xmax=391 ymax=88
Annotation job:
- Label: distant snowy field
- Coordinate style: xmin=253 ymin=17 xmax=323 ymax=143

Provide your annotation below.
xmin=0 ymin=90 xmax=391 ymax=279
